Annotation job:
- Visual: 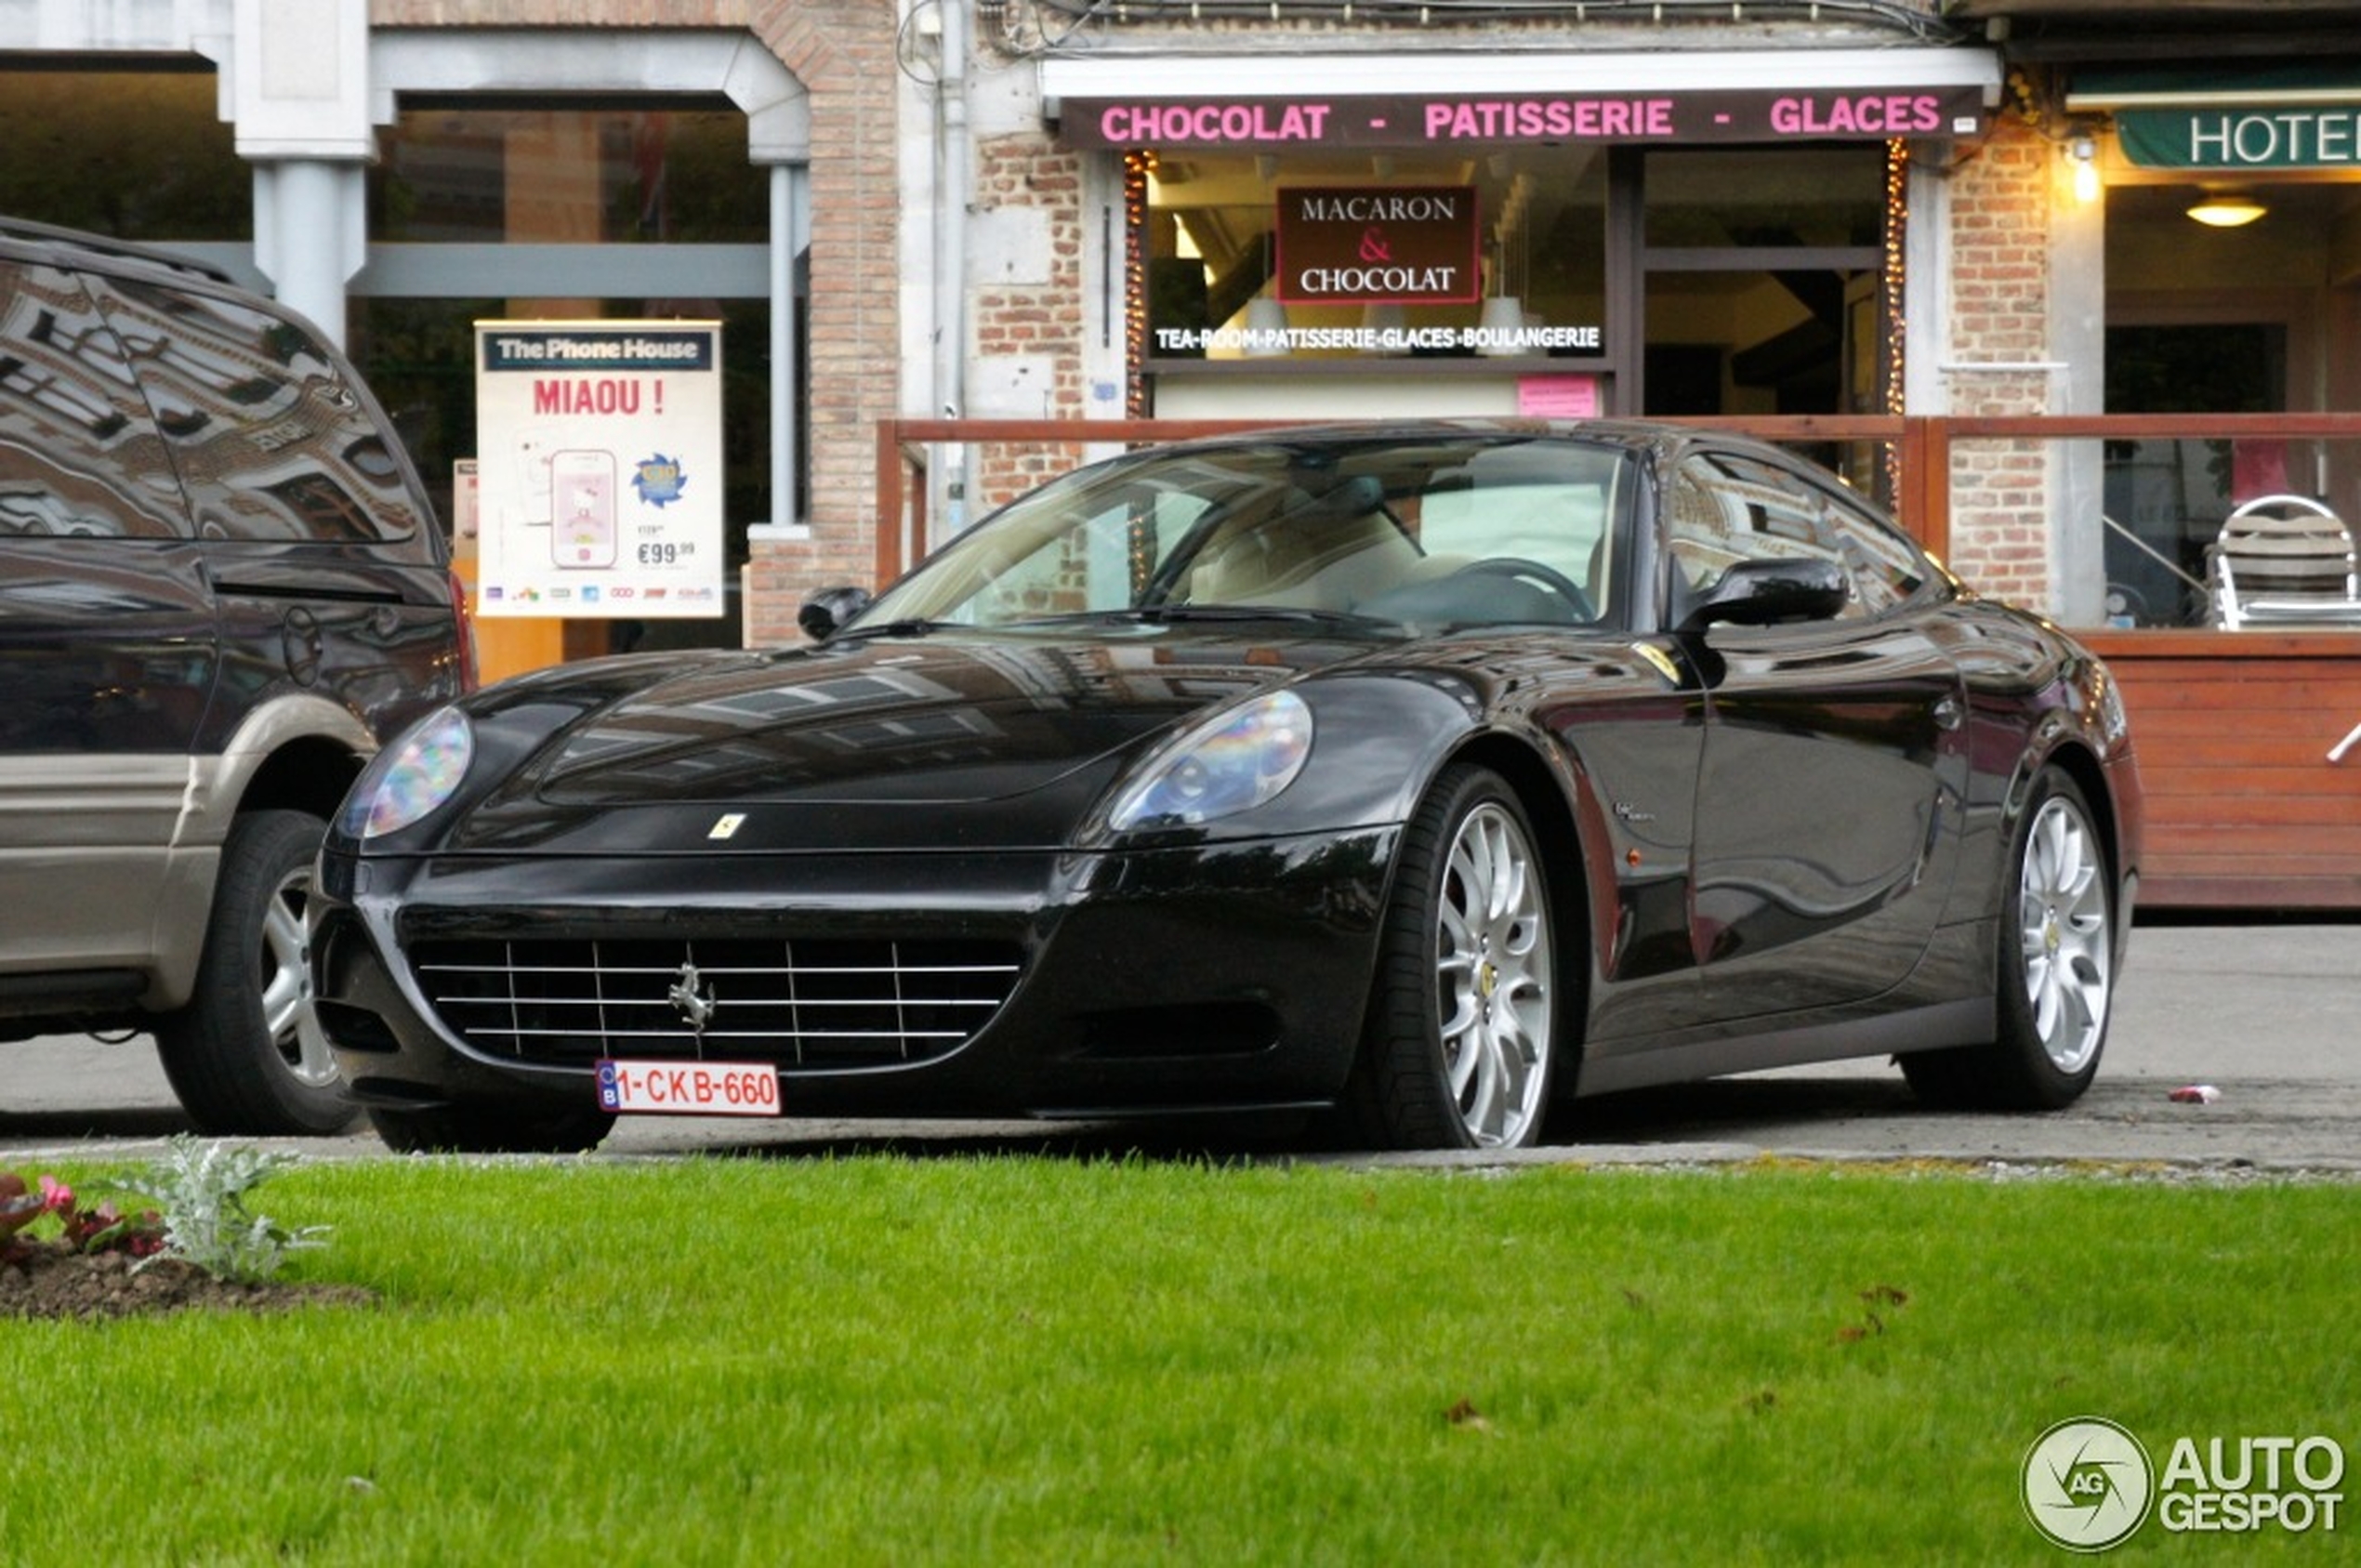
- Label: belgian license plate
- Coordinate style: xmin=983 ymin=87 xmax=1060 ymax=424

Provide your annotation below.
xmin=596 ymin=1059 xmax=782 ymax=1117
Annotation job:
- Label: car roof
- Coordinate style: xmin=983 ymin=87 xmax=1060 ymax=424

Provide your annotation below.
xmin=0 ymin=214 xmax=236 ymax=285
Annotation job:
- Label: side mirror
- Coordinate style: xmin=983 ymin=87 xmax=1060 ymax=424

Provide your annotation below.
xmin=798 ymin=585 xmax=874 ymax=641
xmin=1679 ymin=557 xmax=1850 ymax=631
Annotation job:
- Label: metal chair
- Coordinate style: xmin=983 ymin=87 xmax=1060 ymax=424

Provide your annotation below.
xmin=2209 ymin=494 xmax=2361 ymax=629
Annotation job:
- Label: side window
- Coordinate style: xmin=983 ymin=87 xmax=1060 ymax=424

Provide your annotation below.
xmin=1409 ymin=444 xmax=1626 ymax=615
xmin=82 ymin=273 xmax=423 ymax=545
xmin=1814 ymin=483 xmax=1933 ymax=616
xmin=0 ymin=260 xmax=185 ymax=539
xmin=1669 ymin=452 xmax=1864 ymax=620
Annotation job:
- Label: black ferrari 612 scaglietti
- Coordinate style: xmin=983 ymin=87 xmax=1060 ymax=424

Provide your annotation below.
xmin=310 ymin=421 xmax=2142 ymax=1153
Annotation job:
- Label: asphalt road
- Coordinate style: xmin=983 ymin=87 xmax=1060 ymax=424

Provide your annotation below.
xmin=3 ymin=921 xmax=2354 ymax=1171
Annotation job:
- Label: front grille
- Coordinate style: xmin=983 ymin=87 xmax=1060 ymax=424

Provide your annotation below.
xmin=410 ymin=937 xmax=1022 ymax=1068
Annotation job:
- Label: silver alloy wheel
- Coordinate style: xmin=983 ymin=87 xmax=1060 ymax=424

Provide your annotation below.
xmin=2016 ymin=792 xmax=2112 ymax=1075
xmin=1434 ymin=800 xmax=1553 ymax=1146
xmin=258 ymin=863 xmax=336 ymax=1090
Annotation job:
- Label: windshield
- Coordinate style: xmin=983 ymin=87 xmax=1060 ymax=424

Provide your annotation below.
xmin=854 ymin=434 xmax=1635 ymax=634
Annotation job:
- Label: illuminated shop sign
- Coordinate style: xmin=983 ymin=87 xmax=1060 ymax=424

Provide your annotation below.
xmin=1063 ymin=87 xmax=1986 ymax=150
xmin=1274 ymin=185 xmax=1480 ymax=305
xmin=2118 ymin=106 xmax=2361 ymax=169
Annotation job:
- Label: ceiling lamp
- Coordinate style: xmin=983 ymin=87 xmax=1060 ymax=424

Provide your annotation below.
xmin=2187 ymin=192 xmax=2267 ymax=228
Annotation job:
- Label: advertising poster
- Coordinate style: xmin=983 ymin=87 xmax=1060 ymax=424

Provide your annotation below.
xmin=472 ymin=320 xmax=724 ymax=618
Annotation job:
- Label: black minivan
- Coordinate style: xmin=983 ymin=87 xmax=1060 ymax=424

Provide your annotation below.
xmin=1 ymin=216 xmax=473 ymax=1133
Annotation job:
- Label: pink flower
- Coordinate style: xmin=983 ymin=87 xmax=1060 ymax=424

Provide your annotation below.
xmin=38 ymin=1175 xmax=73 ymax=1213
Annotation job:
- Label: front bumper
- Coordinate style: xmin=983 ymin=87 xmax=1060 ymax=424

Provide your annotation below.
xmin=310 ymin=826 xmax=1398 ymax=1123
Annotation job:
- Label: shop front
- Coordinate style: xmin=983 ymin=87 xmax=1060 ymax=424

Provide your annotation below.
xmin=1042 ymin=46 xmax=2000 ymax=465
xmin=927 ymin=12 xmax=2360 ymax=910
xmin=2058 ymin=64 xmax=2361 ymax=630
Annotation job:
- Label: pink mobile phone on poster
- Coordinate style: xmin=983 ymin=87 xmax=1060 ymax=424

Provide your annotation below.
xmin=551 ymin=450 xmax=617 ymax=570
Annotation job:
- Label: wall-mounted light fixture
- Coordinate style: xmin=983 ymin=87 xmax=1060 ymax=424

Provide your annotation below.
xmin=2068 ymin=136 xmax=2101 ymax=204
xmin=2187 ymin=192 xmax=2268 ymax=228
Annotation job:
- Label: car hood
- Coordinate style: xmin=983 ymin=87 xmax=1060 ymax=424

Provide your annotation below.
xmin=442 ymin=626 xmax=1386 ymax=853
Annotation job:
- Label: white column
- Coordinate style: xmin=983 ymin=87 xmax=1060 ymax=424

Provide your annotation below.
xmin=748 ymin=162 xmax=811 ymax=539
xmin=250 ymin=160 xmax=366 ymax=347
xmin=230 ymin=0 xmax=374 ymax=346
xmin=2051 ymin=152 xmax=2110 ymax=626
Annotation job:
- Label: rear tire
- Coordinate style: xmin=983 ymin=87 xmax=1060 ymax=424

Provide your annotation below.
xmin=1350 ymin=765 xmax=1559 ymax=1150
xmin=368 ymin=1102 xmax=616 ymax=1155
xmin=1903 ymin=769 xmax=2115 ymax=1110
xmin=156 ymin=809 xmax=353 ymax=1136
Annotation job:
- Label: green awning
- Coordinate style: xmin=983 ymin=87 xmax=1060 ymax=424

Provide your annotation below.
xmin=2067 ymin=63 xmax=2361 ymax=110
xmin=2071 ymin=62 xmax=2361 ymax=169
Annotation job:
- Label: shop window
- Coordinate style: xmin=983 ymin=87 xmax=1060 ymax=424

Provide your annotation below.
xmin=2101 ymin=322 xmax=2288 ymax=626
xmin=2087 ymin=179 xmax=2361 ymax=626
xmin=355 ymin=105 xmax=776 ymax=655
xmin=371 ymin=106 xmax=767 ymax=244
xmin=1642 ymin=148 xmax=1882 ymax=249
xmin=0 ymin=69 xmax=245 ymax=240
xmin=1142 ymin=147 xmax=1606 ymax=362
xmin=1641 ymin=148 xmax=1884 ymax=419
xmin=351 ymin=296 xmax=772 ymax=633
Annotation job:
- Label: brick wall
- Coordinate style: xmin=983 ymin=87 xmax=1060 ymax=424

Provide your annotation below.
xmin=970 ymin=134 xmax=1092 ymax=513
xmin=1941 ymin=112 xmax=2055 ymax=607
xmin=742 ymin=1 xmax=906 ymax=642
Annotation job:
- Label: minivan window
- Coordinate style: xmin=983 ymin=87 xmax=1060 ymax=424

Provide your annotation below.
xmin=82 ymin=273 xmax=424 ymax=545
xmin=0 ymin=258 xmax=187 ymax=539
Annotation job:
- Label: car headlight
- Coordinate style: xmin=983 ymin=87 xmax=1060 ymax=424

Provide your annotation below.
xmin=1108 ymin=691 xmax=1313 ymax=830
xmin=341 ymin=706 xmax=475 ymax=840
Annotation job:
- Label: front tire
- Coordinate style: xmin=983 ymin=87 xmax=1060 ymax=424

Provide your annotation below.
xmin=156 ymin=809 xmax=353 ymax=1136
xmin=1904 ymin=768 xmax=2116 ymax=1110
xmin=1351 ymin=765 xmax=1559 ymax=1150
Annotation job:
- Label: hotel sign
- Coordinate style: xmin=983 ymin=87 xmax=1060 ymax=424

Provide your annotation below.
xmin=1062 ymin=86 xmax=1986 ymax=150
xmin=1275 ymin=186 xmax=1479 ymax=306
xmin=2118 ymin=106 xmax=2361 ymax=169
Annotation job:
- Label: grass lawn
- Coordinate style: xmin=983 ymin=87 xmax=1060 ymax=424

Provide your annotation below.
xmin=0 ymin=1153 xmax=2352 ymax=1565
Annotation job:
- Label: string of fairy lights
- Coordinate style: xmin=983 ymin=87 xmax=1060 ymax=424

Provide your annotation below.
xmin=1123 ymin=149 xmax=1154 ymax=420
xmin=1883 ymin=135 xmax=1909 ymax=498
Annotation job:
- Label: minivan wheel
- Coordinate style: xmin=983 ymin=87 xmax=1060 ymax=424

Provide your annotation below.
xmin=156 ymin=809 xmax=355 ymax=1136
